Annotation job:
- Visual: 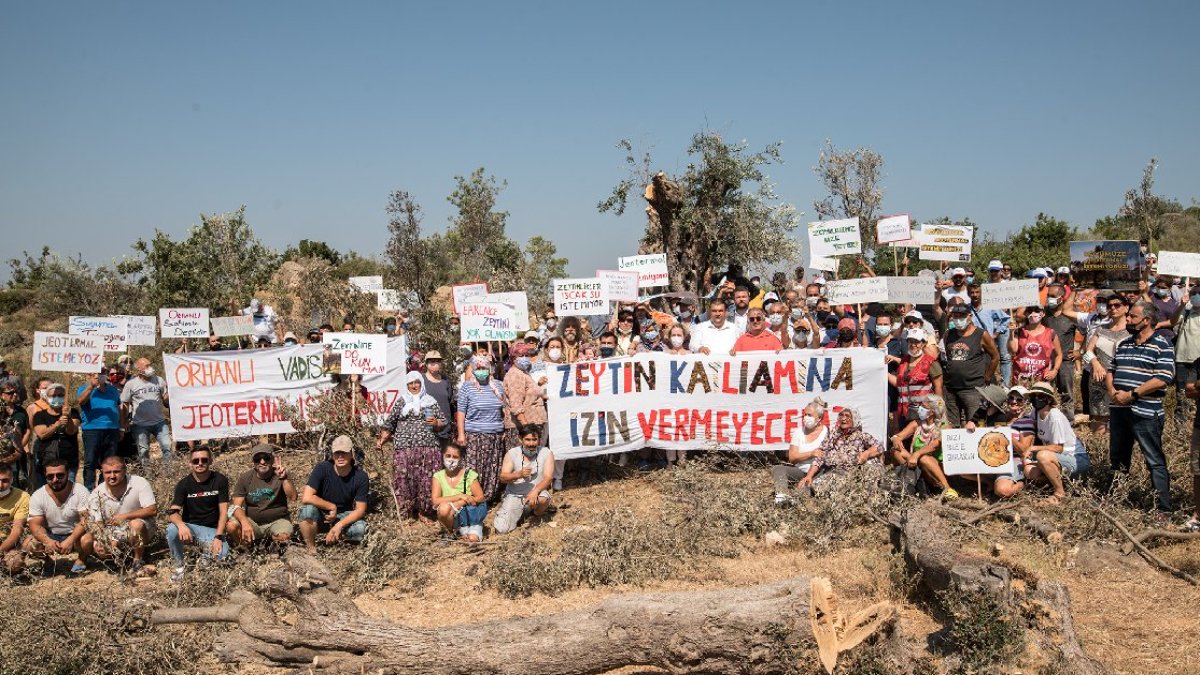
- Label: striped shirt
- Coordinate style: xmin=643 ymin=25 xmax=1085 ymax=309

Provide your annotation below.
xmin=456 ymin=380 xmax=506 ymax=433
xmin=1111 ymin=332 xmax=1175 ymax=418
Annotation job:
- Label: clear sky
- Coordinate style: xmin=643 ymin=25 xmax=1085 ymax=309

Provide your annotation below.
xmin=2 ymin=1 xmax=1198 ymax=281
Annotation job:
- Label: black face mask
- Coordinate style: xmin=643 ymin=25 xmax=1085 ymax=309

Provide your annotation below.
xmin=816 ymin=310 xmax=831 ymax=322
xmin=1031 ymin=396 xmax=1050 ymax=411
xmin=599 ymin=346 xmax=616 ymax=358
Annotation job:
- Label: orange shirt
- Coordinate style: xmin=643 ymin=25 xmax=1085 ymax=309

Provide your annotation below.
xmin=733 ymin=330 xmax=783 ymax=353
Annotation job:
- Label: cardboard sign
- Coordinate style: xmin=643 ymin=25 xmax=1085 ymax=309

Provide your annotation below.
xmin=348 ymin=275 xmax=384 ymax=293
xmin=808 ymin=218 xmax=862 ymax=257
xmin=323 ymin=332 xmax=387 ymax=375
xmin=981 ymin=279 xmax=1040 ymax=310
xmin=1155 ymin=250 xmax=1200 ymax=279
xmin=484 ymin=291 xmax=531 ymax=332
xmin=160 ymin=308 xmax=210 ymax=339
xmin=618 ymin=254 xmax=669 ymax=288
xmin=69 ymin=316 xmax=128 ymax=353
xmin=459 ymin=301 xmax=518 ymax=342
xmin=597 ymin=269 xmax=640 ymax=302
xmin=876 ymin=214 xmax=912 ymax=244
xmin=451 ymin=283 xmax=489 ymax=314
xmin=553 ymin=277 xmax=610 ymax=316
xmin=32 ymin=331 xmax=104 ymax=374
xmin=941 ymin=427 xmax=1017 ymax=475
xmin=885 ymin=276 xmax=936 ymax=306
xmin=918 ymin=224 xmax=973 ymax=262
xmin=210 ymin=314 xmax=255 ymax=337
xmin=1069 ymin=240 xmax=1141 ymax=289
xmin=115 ymin=315 xmax=157 ymax=346
xmin=888 ymin=221 xmax=922 ymax=248
xmin=826 ymin=277 xmax=889 ymax=305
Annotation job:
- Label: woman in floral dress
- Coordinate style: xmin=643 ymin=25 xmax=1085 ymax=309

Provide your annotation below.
xmin=378 ymin=371 xmax=443 ymax=522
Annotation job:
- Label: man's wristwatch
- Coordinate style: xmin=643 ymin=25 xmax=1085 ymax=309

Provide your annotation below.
xmin=1130 ymin=390 xmax=1141 ymax=401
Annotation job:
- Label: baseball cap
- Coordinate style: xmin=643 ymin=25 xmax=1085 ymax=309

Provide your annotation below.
xmin=837 ymin=317 xmax=857 ymax=331
xmin=423 ymin=350 xmax=442 ymax=362
xmin=250 ymin=443 xmax=277 ymax=464
xmin=331 ymin=435 xmax=354 ymax=455
xmin=1056 ymin=266 xmax=1070 ymax=275
xmin=1007 ymin=385 xmax=1030 ymax=399
xmin=987 ymin=260 xmax=1003 ymax=271
xmin=950 ymin=267 xmax=967 ymax=277
xmin=1029 ymin=268 xmax=1048 ymax=279
xmin=904 ymin=328 xmax=928 ymax=342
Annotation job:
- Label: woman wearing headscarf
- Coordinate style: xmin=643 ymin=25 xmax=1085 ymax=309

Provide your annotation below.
xmin=378 ymin=371 xmax=444 ymax=521
xmin=455 ymin=355 xmax=508 ymax=501
xmin=771 ymin=397 xmax=829 ymax=503
xmin=799 ymin=407 xmax=883 ymax=493
xmin=888 ymin=393 xmax=958 ymax=500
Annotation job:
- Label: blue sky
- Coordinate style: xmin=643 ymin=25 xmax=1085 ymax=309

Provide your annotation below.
xmin=2 ymin=1 xmax=1198 ymax=282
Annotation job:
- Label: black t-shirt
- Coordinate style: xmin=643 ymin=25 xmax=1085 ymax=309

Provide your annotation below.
xmin=31 ymin=407 xmax=81 ymax=464
xmin=422 ymin=374 xmax=454 ymax=439
xmin=171 ymin=471 xmax=230 ymax=528
xmin=306 ymin=461 xmax=369 ymax=513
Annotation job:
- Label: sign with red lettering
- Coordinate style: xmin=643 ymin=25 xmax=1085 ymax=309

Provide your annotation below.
xmin=322 ymin=332 xmax=387 ymax=375
xmin=160 ymin=308 xmax=210 ymax=338
xmin=546 ymin=350 xmax=886 ymax=459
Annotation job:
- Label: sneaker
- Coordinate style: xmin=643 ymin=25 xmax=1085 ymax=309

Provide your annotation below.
xmin=941 ymin=488 xmax=960 ymax=502
xmin=170 ymin=566 xmax=186 ymax=583
xmin=773 ymin=493 xmax=794 ymax=506
xmin=1183 ymin=517 xmax=1200 ymax=533
xmin=552 ymin=478 xmax=563 ymax=492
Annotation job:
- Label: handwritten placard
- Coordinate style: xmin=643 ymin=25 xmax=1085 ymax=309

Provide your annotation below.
xmin=554 ymin=277 xmax=610 ymax=316
xmin=826 ymin=277 xmax=889 ymax=305
xmin=884 ymin=276 xmax=936 ymax=306
xmin=618 ymin=254 xmax=669 ymax=288
xmin=451 ymin=283 xmax=490 ymax=314
xmin=160 ymin=308 xmax=210 ymax=339
xmin=876 ymin=214 xmax=912 ymax=244
xmin=918 ymin=224 xmax=973 ymax=262
xmin=484 ymin=291 xmax=530 ymax=332
xmin=210 ymin=314 xmax=255 ymax=337
xmin=376 ymin=289 xmax=406 ymax=311
xmin=808 ymin=218 xmax=862 ymax=257
xmin=1155 ymin=250 xmax=1200 ymax=279
xmin=322 ymin=332 xmax=387 ymax=375
xmin=348 ymin=276 xmax=384 ymax=293
xmin=941 ymin=427 xmax=1017 ymax=475
xmin=32 ymin=331 xmax=104 ymax=374
xmin=597 ymin=269 xmax=639 ymax=302
xmin=69 ymin=316 xmax=128 ymax=353
xmin=888 ymin=222 xmax=922 ymax=248
xmin=981 ymin=279 xmax=1040 ymax=310
xmin=114 ymin=315 xmax=157 ymax=346
xmin=459 ymin=302 xmax=518 ymax=342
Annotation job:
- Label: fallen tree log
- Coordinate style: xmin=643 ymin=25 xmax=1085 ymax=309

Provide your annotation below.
xmin=1119 ymin=528 xmax=1200 ymax=555
xmin=151 ymin=550 xmax=897 ymax=674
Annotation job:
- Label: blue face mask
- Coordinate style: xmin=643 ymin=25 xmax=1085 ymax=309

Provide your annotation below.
xmin=48 ymin=396 xmax=65 ymax=408
xmin=643 ymin=330 xmax=659 ymax=342
xmin=514 ymin=357 xmax=532 ymax=371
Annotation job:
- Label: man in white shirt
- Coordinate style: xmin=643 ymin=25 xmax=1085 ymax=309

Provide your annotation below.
xmin=87 ymin=456 xmax=157 ymax=574
xmin=940 ymin=268 xmax=970 ymax=304
xmin=242 ymin=298 xmax=279 ymax=345
xmin=22 ymin=458 xmax=91 ymax=573
xmin=730 ymin=286 xmax=753 ymax=332
xmin=690 ymin=301 xmax=740 ymax=356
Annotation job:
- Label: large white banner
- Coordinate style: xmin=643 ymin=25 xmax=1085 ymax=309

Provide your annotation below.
xmin=163 ymin=337 xmax=407 ymax=442
xmin=546 ymin=350 xmax=886 ymax=459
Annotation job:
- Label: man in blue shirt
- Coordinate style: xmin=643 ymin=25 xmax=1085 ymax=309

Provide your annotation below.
xmin=299 ymin=435 xmax=369 ymax=553
xmin=77 ymin=367 xmax=121 ymax=490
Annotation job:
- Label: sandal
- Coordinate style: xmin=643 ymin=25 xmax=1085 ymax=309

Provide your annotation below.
xmin=70 ymin=562 xmax=88 ymax=575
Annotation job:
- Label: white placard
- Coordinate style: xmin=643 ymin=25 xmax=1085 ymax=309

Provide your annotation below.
xmin=876 ymin=214 xmax=912 ymax=244
xmin=918 ymin=224 xmax=973 ymax=262
xmin=114 ymin=315 xmax=157 ymax=346
xmin=884 ymin=277 xmax=936 ymax=305
xmin=553 ymin=277 xmax=610 ymax=316
xmin=826 ymin=277 xmax=889 ymax=305
xmin=32 ymin=331 xmax=104 ymax=374
xmin=69 ymin=316 xmax=128 ymax=353
xmin=941 ymin=427 xmax=1017 ymax=476
xmin=323 ymin=332 xmax=387 ymax=375
xmin=452 ymin=283 xmax=490 ymax=313
xmin=1155 ymin=250 xmax=1200 ymax=278
xmin=981 ymin=279 xmax=1040 ymax=310
xmin=210 ymin=314 xmax=255 ymax=337
xmin=484 ymin=291 xmax=530 ymax=332
xmin=809 ymin=255 xmax=839 ymax=272
xmin=459 ymin=302 xmax=519 ymax=342
xmin=160 ymin=308 xmax=211 ymax=339
xmin=888 ymin=222 xmax=922 ymax=248
xmin=597 ymin=270 xmax=640 ymax=302
xmin=348 ymin=275 xmax=384 ymax=293
xmin=618 ymin=254 xmax=670 ymax=288
xmin=808 ymin=218 xmax=862 ymax=257
xmin=376 ymin=289 xmax=406 ymax=311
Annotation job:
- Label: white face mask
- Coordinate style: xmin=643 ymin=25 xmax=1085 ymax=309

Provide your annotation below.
xmin=908 ymin=345 xmax=924 ymax=357
xmin=669 ymin=335 xmax=685 ymax=348
xmin=545 ymin=318 xmax=558 ymax=329
xmin=0 ymin=487 xmax=10 ymax=499
xmin=768 ymin=314 xmax=785 ymax=327
xmin=802 ymin=414 xmax=819 ymax=430
xmin=443 ymin=457 xmax=460 ymax=472
xmin=548 ymin=348 xmax=563 ymax=362
xmin=794 ymin=331 xmax=810 ymax=345
xmin=142 ymin=366 xmax=155 ymax=377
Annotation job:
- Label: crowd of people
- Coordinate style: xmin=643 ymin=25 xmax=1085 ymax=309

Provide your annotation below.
xmin=2 ymin=253 xmax=1200 ymax=580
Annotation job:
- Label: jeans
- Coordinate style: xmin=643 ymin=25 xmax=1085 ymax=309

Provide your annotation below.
xmin=132 ymin=422 xmax=173 ymax=463
xmin=165 ymin=522 xmax=230 ymax=564
xmin=998 ymin=347 xmax=1013 ymax=389
xmin=82 ymin=428 xmax=120 ymax=489
xmin=1055 ymin=360 xmax=1076 ymax=419
xmin=297 ymin=505 xmax=368 ymax=541
xmin=1109 ymin=407 xmax=1172 ymax=512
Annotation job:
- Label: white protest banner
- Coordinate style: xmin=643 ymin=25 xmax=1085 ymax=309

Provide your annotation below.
xmin=348 ymin=275 xmax=384 ymax=293
xmin=809 ymin=255 xmax=839 ymax=272
xmin=1155 ymin=250 xmax=1200 ymax=279
xmin=451 ymin=282 xmax=489 ymax=314
xmin=596 ymin=269 xmax=639 ymax=302
xmin=160 ymin=308 xmax=210 ymax=339
xmin=547 ymin=350 xmax=886 ymax=459
xmin=825 ymin=277 xmax=889 ymax=305
xmin=876 ymin=214 xmax=912 ymax=244
xmin=163 ymin=336 xmax=408 ymax=442
xmin=981 ymin=279 xmax=1040 ymax=310
xmin=484 ymin=291 xmax=530 ymax=332
xmin=459 ymin=301 xmax=519 ymax=342
xmin=554 ymin=277 xmax=610 ymax=316
xmin=115 ymin=315 xmax=157 ymax=346
xmin=323 ymin=332 xmax=387 ymax=375
xmin=808 ymin=218 xmax=862 ymax=257
xmin=69 ymin=316 xmax=128 ymax=353
xmin=32 ymin=331 xmax=104 ymax=374
xmin=918 ymin=224 xmax=973 ymax=262
xmin=888 ymin=221 xmax=922 ymax=248
xmin=885 ymin=276 xmax=936 ymax=305
xmin=376 ymin=289 xmax=405 ymax=311
xmin=210 ymin=314 xmax=255 ymax=337
xmin=941 ymin=427 xmax=1017 ymax=476
xmin=618 ymin=253 xmax=670 ymax=288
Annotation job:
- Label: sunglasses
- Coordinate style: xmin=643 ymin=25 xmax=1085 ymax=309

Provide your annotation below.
xmin=191 ymin=457 xmax=211 ymax=465
xmin=255 ymin=458 xmax=272 ymax=465
xmin=1107 ymin=302 xmax=1124 ymax=308
xmin=1007 ymin=396 xmax=1025 ymax=403
xmin=748 ymin=316 xmax=766 ymax=323
xmin=45 ymin=473 xmax=67 ymax=480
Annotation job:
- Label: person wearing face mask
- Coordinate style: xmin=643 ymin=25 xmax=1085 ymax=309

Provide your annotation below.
xmin=889 ymin=394 xmax=958 ymax=500
xmin=1010 ymin=305 xmax=1062 ymax=386
xmin=31 ymin=384 xmax=81 ymax=489
xmin=0 ymin=384 xmax=29 ymax=488
xmin=455 ymin=355 xmax=508 ymax=502
xmin=1012 ymin=382 xmax=1082 ymax=505
xmin=771 ymin=398 xmax=829 ymax=503
xmin=967 ymin=386 xmax=1032 ymax=499
xmin=431 ymin=442 xmax=485 ymax=542
xmin=0 ymin=357 xmax=26 ymax=407
xmin=664 ymin=324 xmax=691 ymax=355
xmin=787 ymin=310 xmax=818 ymax=350
xmin=1147 ymin=278 xmax=1181 ymax=341
xmin=418 ymin=351 xmax=455 ymax=444
xmin=798 ymin=408 xmax=883 ymax=493
xmin=494 ymin=424 xmax=555 ymax=534
xmin=762 ymin=301 xmax=791 ymax=345
xmin=869 ymin=312 xmax=904 ymax=422
xmin=940 ymin=304 xmax=1000 ymax=427
xmin=675 ymin=299 xmax=700 ymax=326
xmin=832 ymin=317 xmax=859 ymax=349
xmin=379 ymin=371 xmax=445 ymax=522
xmin=636 ymin=322 xmax=666 ymax=352
xmin=890 ymin=328 xmax=944 ymax=422
xmin=503 ymin=342 xmax=548 ymax=442
xmin=1081 ymin=294 xmax=1129 ymax=433
xmin=613 ymin=310 xmax=640 ymax=356
xmin=120 ymin=358 xmax=173 ymax=465
xmin=1172 ymin=288 xmax=1200 ymax=426
xmin=539 ymin=311 xmax=559 ymax=343
xmin=77 ymin=366 xmax=121 ymax=491
xmin=1041 ymin=284 xmax=1080 ymax=418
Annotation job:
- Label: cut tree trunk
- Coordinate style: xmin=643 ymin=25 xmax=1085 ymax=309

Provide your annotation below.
xmin=152 ymin=550 xmax=897 ymax=675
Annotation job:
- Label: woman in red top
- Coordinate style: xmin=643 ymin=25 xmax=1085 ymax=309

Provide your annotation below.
xmin=1009 ymin=305 xmax=1062 ymax=385
xmin=889 ymin=328 xmax=943 ymax=422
